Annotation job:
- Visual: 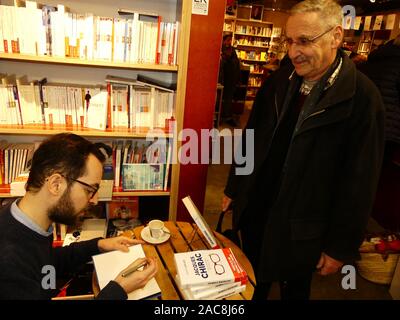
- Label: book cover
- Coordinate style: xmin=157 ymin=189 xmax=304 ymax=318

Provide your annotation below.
xmin=174 ymin=248 xmax=248 ymax=288
xmin=182 ymin=196 xmax=219 ymax=249
xmin=106 ymin=196 xmax=139 ymax=220
xmin=122 ymin=163 xmax=164 ymax=190
xmin=92 ymin=244 xmax=161 ymax=300
xmin=98 ymin=141 xmax=114 ymax=200
xmin=136 ymin=74 xmax=176 ymax=92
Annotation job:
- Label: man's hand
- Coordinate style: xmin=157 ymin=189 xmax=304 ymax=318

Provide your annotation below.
xmin=114 ymin=257 xmax=158 ymax=294
xmin=222 ymin=195 xmax=233 ymax=212
xmin=316 ymin=252 xmax=344 ymax=276
xmin=98 ymin=236 xmax=145 ymax=253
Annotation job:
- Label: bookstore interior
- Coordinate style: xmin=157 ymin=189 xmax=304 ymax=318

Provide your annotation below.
xmin=0 ymin=0 xmax=400 ymax=301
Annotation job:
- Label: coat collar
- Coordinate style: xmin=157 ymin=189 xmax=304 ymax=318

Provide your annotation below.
xmin=275 ymin=50 xmax=357 ymax=116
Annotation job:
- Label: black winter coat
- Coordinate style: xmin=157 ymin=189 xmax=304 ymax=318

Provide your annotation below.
xmin=225 ymin=52 xmax=385 ymax=281
xmin=359 ymin=41 xmax=400 ymax=143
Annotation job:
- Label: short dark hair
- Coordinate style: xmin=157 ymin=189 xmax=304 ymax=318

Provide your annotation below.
xmin=223 ymin=34 xmax=232 ymax=41
xmin=26 ymin=133 xmax=111 ymax=193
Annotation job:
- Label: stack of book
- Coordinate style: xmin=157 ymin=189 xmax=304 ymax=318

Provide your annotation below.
xmin=174 ymin=248 xmax=248 ymax=300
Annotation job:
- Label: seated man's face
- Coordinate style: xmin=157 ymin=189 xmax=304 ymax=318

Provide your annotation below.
xmin=286 ymin=12 xmax=338 ymax=81
xmin=48 ymin=154 xmax=103 ymax=226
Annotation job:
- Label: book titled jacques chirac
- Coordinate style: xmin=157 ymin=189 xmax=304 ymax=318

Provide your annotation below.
xmin=174 ymin=248 xmax=248 ymax=288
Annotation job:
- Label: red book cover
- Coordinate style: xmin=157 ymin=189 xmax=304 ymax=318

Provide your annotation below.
xmin=107 ymin=196 xmax=139 ymax=220
xmin=106 ymin=82 xmax=112 ymax=129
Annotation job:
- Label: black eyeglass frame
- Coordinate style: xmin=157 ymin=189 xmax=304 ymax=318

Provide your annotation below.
xmin=64 ymin=176 xmax=99 ymax=200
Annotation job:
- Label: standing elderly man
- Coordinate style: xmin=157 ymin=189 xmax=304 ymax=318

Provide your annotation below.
xmin=222 ymin=0 xmax=384 ymax=300
xmin=0 ymin=133 xmax=158 ymax=299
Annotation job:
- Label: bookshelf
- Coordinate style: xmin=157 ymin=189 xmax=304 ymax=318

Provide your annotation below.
xmin=0 ymin=0 xmax=192 ymax=221
xmin=0 ymin=53 xmax=178 ymax=72
xmin=357 ymin=29 xmax=391 ymax=56
xmin=224 ymin=5 xmax=285 ymax=101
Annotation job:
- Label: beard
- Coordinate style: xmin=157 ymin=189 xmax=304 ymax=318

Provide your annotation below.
xmin=48 ymin=188 xmax=86 ymax=227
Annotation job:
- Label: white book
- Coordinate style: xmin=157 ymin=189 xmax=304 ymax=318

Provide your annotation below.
xmin=188 ymin=280 xmax=242 ymax=300
xmin=182 ymin=196 xmax=219 ymax=249
xmin=85 ymin=88 xmax=108 ymax=130
xmin=174 ymin=248 xmax=247 ymax=288
xmin=92 ymin=244 xmax=161 ymax=300
xmin=177 ymin=275 xmax=245 ymax=300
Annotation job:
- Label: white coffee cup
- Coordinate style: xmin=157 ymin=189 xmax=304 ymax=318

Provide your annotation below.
xmin=148 ymin=219 xmax=165 ymax=239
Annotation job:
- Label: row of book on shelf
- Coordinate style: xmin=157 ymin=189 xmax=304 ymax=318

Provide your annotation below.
xmin=0 ymin=73 xmax=176 ymax=131
xmin=0 ymin=2 xmax=179 ymax=65
xmin=236 ymin=49 xmax=267 ymax=61
xmin=109 ymin=138 xmax=172 ymax=192
xmin=0 ymin=137 xmax=171 ymax=193
xmin=235 ymin=25 xmax=272 ymax=37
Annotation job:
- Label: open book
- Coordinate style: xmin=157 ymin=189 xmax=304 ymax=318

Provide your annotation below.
xmin=92 ymin=244 xmax=161 ymax=300
xmin=182 ymin=196 xmax=219 ymax=249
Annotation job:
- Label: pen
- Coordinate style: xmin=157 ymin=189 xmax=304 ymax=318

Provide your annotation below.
xmin=121 ymin=260 xmax=148 ymax=277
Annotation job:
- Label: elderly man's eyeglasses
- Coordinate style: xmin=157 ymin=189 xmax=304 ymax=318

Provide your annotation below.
xmin=64 ymin=176 xmax=99 ymax=200
xmin=282 ymin=26 xmax=335 ymax=48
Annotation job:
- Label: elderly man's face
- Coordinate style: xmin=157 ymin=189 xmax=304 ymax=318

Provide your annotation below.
xmin=286 ymin=12 xmax=339 ymax=81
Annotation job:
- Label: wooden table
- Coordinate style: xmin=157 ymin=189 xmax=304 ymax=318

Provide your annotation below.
xmin=93 ymin=221 xmax=256 ymax=300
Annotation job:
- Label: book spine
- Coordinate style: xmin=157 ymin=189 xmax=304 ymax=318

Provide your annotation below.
xmin=223 ymin=248 xmax=248 ymax=285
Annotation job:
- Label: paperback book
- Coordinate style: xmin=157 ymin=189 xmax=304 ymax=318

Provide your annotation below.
xmin=174 ymin=248 xmax=248 ymax=289
xmin=177 ymin=276 xmax=246 ymax=300
xmin=182 ymin=196 xmax=219 ymax=249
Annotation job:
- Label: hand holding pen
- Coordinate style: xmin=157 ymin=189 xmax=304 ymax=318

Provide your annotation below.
xmin=115 ymin=257 xmax=158 ymax=294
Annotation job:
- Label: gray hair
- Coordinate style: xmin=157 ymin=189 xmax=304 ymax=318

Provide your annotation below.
xmin=290 ymin=0 xmax=343 ymax=28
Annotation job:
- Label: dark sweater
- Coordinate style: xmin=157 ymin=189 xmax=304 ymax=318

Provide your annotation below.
xmin=0 ymin=204 xmax=126 ymax=300
xmin=359 ymin=40 xmax=400 ymax=143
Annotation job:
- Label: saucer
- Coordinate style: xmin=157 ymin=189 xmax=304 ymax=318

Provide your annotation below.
xmin=141 ymin=226 xmax=170 ymax=244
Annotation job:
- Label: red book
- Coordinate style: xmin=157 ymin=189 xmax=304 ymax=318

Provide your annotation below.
xmin=107 ymin=196 xmax=139 ymax=220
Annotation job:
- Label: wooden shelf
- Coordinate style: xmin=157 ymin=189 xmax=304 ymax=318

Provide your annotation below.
xmin=0 ymin=125 xmax=173 ymax=138
xmin=235 ymin=18 xmax=273 ymax=25
xmin=241 ymin=59 xmax=267 ymax=63
xmin=235 ymin=44 xmax=268 ymax=49
xmin=235 ymin=32 xmax=271 ymax=38
xmin=0 ymin=53 xmax=178 ymax=72
xmin=112 ymin=190 xmax=170 ymax=197
xmin=0 ymin=190 xmax=170 ymax=198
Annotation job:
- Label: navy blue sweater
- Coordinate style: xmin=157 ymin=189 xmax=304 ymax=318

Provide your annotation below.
xmin=0 ymin=204 xmax=126 ymax=300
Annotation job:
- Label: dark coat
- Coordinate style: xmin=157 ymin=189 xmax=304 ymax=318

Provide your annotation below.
xmin=225 ymin=52 xmax=385 ymax=281
xmin=359 ymin=40 xmax=400 ymax=143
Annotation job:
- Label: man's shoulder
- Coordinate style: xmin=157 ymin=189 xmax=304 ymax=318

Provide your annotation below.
xmin=355 ymin=69 xmax=382 ymax=101
xmin=259 ymin=64 xmax=293 ymax=91
xmin=353 ymin=70 xmax=385 ymax=116
xmin=0 ymin=204 xmax=13 ymax=230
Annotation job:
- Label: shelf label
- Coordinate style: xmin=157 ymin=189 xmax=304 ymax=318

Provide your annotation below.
xmin=192 ymin=0 xmax=209 ymax=16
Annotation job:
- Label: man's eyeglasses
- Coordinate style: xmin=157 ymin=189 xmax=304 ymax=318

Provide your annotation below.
xmin=209 ymin=253 xmax=225 ymax=275
xmin=64 ymin=176 xmax=99 ymax=200
xmin=282 ymin=26 xmax=336 ymax=48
